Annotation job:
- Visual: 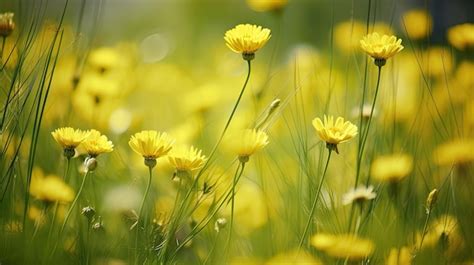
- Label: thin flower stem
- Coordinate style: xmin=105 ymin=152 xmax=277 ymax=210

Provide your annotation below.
xmin=134 ymin=166 xmax=153 ymax=265
xmin=417 ymin=209 xmax=432 ymax=253
xmin=298 ymin=149 xmax=333 ymax=249
xmin=224 ymin=162 xmax=246 ymax=258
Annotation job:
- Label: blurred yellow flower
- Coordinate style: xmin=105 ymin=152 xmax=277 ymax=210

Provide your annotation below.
xmin=360 ymin=32 xmax=404 ymax=65
xmin=447 ymin=23 xmax=474 ymax=51
xmin=246 ymin=0 xmax=287 ymax=12
xmin=312 ymin=115 xmax=357 ymax=153
xmin=433 ymin=139 xmax=474 ymax=166
xmin=424 ymin=47 xmax=453 ymax=77
xmin=371 ymin=154 xmax=413 ymax=183
xmin=80 ymin=129 xmax=114 ymax=157
xmin=311 ymin=233 xmax=375 ymax=260
xmin=52 ymin=127 xmax=90 ymax=158
xmin=265 ymin=249 xmax=322 ymax=265
xmin=342 ymin=185 xmax=376 ymax=205
xmin=30 ymin=174 xmax=74 ymax=203
xmin=129 ymin=130 xmax=174 ymax=160
xmin=0 ymin=12 xmax=15 ymax=37
xmin=228 ymin=129 xmax=269 ymax=162
xmin=334 ymin=20 xmax=366 ymax=53
xmin=224 ymin=24 xmax=271 ymax=60
xmin=386 ymin=247 xmax=412 ymax=265
xmin=402 ymin=10 xmax=432 ymax=40
xmin=417 ymin=215 xmax=464 ymax=258
xmin=168 ymin=145 xmax=207 ymax=174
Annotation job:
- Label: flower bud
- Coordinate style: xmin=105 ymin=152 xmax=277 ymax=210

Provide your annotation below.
xmin=85 ymin=157 xmax=97 ymax=172
xmin=426 ymin=188 xmax=438 ymax=211
xmin=0 ymin=13 xmax=15 ymax=37
xmin=214 ymin=217 xmax=227 ymax=232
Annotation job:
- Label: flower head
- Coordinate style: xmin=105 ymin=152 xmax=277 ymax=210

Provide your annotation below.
xmin=30 ymin=171 xmax=74 ymax=203
xmin=360 ymin=32 xmax=404 ymax=66
xmin=371 ymin=154 xmax=413 ymax=183
xmin=447 ymin=23 xmax=474 ymax=51
xmin=228 ymin=129 xmax=269 ymax=163
xmin=311 ymin=233 xmax=375 ymax=261
xmin=0 ymin=12 xmax=15 ymax=37
xmin=129 ymin=130 xmax=174 ymax=159
xmin=80 ymin=129 xmax=114 ymax=157
xmin=224 ymin=24 xmax=271 ymax=60
xmin=342 ymin=185 xmax=377 ymax=205
xmin=52 ymin=127 xmax=90 ymax=158
xmin=168 ymin=145 xmax=207 ymax=175
xmin=402 ymin=10 xmax=432 ymax=40
xmin=246 ymin=0 xmax=288 ymax=12
xmin=312 ymin=115 xmax=357 ymax=153
xmin=433 ymin=139 xmax=474 ymax=166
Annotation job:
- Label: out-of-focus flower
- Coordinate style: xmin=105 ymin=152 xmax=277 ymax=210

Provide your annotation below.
xmin=51 ymin=127 xmax=90 ymax=158
xmin=312 ymin=115 xmax=357 ymax=153
xmin=371 ymin=154 xmax=413 ymax=183
xmin=402 ymin=10 xmax=432 ymax=40
xmin=246 ymin=0 xmax=288 ymax=12
xmin=0 ymin=12 xmax=15 ymax=37
xmin=373 ymin=23 xmax=394 ymax=36
xmin=224 ymin=24 xmax=271 ymax=61
xmin=360 ymin=33 xmax=404 ymax=66
xmin=416 ymin=215 xmax=464 ymax=258
xmin=342 ymin=185 xmax=376 ymax=205
xmin=424 ymin=47 xmax=453 ymax=78
xmin=311 ymin=233 xmax=375 ymax=260
xmin=30 ymin=173 xmax=74 ymax=203
xmin=334 ymin=20 xmax=366 ymax=53
xmin=447 ymin=23 xmax=474 ymax=51
xmin=80 ymin=129 xmax=114 ymax=157
xmin=265 ymin=249 xmax=322 ymax=264
xmin=433 ymin=139 xmax=474 ymax=166
xmin=227 ymin=129 xmax=269 ymax=163
xmin=129 ymin=130 xmax=174 ymax=168
xmin=386 ymin=247 xmax=412 ymax=265
xmin=168 ymin=145 xmax=207 ymax=175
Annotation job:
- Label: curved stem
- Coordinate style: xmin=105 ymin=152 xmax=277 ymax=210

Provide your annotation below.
xmin=298 ymin=149 xmax=333 ymax=249
xmin=134 ymin=166 xmax=153 ymax=264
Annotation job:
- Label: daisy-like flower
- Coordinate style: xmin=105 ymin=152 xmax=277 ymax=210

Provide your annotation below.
xmin=30 ymin=173 xmax=75 ymax=203
xmin=342 ymin=185 xmax=376 ymax=206
xmin=51 ymin=127 xmax=90 ymax=159
xmin=360 ymin=32 xmax=404 ymax=66
xmin=224 ymin=24 xmax=271 ymax=61
xmin=81 ymin=129 xmax=114 ymax=157
xmin=229 ymin=129 xmax=269 ymax=163
xmin=371 ymin=154 xmax=413 ymax=183
xmin=312 ymin=115 xmax=358 ymax=154
xmin=129 ymin=130 xmax=174 ymax=169
xmin=447 ymin=23 xmax=474 ymax=51
xmin=311 ymin=233 xmax=375 ymax=261
xmin=168 ymin=145 xmax=207 ymax=177
xmin=0 ymin=12 xmax=15 ymax=37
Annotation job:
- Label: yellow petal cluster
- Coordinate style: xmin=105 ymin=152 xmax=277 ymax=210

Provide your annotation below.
xmin=402 ymin=10 xmax=432 ymax=40
xmin=311 ymin=233 xmax=375 ymax=260
xmin=371 ymin=154 xmax=413 ymax=183
xmin=433 ymin=139 xmax=474 ymax=166
xmin=168 ymin=145 xmax=207 ymax=173
xmin=360 ymin=32 xmax=404 ymax=60
xmin=312 ymin=115 xmax=358 ymax=145
xmin=51 ymin=127 xmax=90 ymax=149
xmin=416 ymin=215 xmax=464 ymax=258
xmin=447 ymin=23 xmax=474 ymax=51
xmin=80 ymin=129 xmax=114 ymax=157
xmin=230 ymin=129 xmax=269 ymax=159
xmin=265 ymin=249 xmax=322 ymax=265
xmin=385 ymin=247 xmax=412 ymax=265
xmin=129 ymin=130 xmax=174 ymax=159
xmin=246 ymin=0 xmax=287 ymax=12
xmin=224 ymin=24 xmax=271 ymax=57
xmin=30 ymin=173 xmax=74 ymax=203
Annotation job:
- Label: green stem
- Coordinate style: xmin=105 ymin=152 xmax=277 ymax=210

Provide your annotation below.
xmin=134 ymin=166 xmax=153 ymax=264
xmin=298 ymin=149 xmax=333 ymax=249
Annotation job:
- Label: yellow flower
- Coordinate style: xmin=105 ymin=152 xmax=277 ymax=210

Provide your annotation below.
xmin=360 ymin=32 xmax=404 ymax=66
xmin=168 ymin=145 xmax=207 ymax=175
xmin=0 ymin=12 xmax=15 ymax=37
xmin=371 ymin=154 xmax=413 ymax=183
xmin=129 ymin=130 xmax=174 ymax=168
xmin=334 ymin=20 xmax=366 ymax=53
xmin=30 ymin=173 xmax=75 ymax=203
xmin=80 ymin=129 xmax=114 ymax=157
xmin=265 ymin=249 xmax=322 ymax=265
xmin=311 ymin=233 xmax=375 ymax=260
xmin=402 ymin=10 xmax=432 ymax=40
xmin=433 ymin=139 xmax=474 ymax=166
xmin=51 ymin=127 xmax=90 ymax=158
xmin=228 ymin=129 xmax=269 ymax=162
xmin=447 ymin=23 xmax=474 ymax=51
xmin=386 ymin=247 xmax=412 ymax=265
xmin=424 ymin=47 xmax=453 ymax=77
xmin=224 ymin=24 xmax=271 ymax=60
xmin=416 ymin=215 xmax=464 ymax=258
xmin=342 ymin=185 xmax=376 ymax=205
xmin=312 ymin=115 xmax=357 ymax=153
xmin=246 ymin=0 xmax=287 ymax=12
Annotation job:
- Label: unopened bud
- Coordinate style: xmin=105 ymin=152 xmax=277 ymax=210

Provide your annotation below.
xmin=81 ymin=206 xmax=96 ymax=221
xmin=0 ymin=13 xmax=15 ymax=37
xmin=84 ymin=157 xmax=97 ymax=172
xmin=214 ymin=217 xmax=227 ymax=233
xmin=426 ymin=189 xmax=438 ymax=211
